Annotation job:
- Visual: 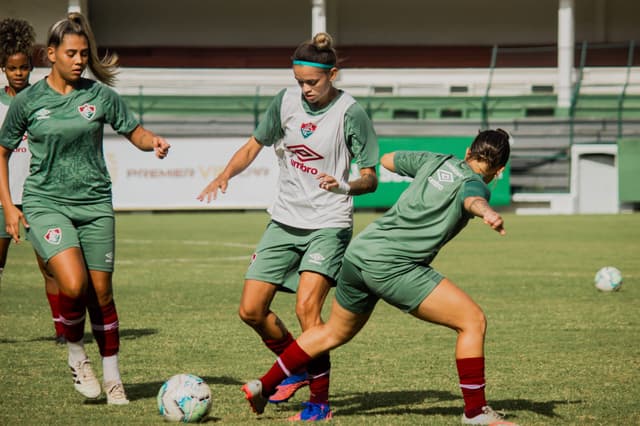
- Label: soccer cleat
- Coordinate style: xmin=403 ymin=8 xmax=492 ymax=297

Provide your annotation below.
xmin=104 ymin=381 xmax=130 ymax=405
xmin=461 ymin=405 xmax=518 ymax=425
xmin=69 ymin=359 xmax=101 ymax=399
xmin=242 ymin=380 xmax=268 ymax=415
xmin=288 ymin=402 xmax=333 ymax=421
xmin=269 ymin=372 xmax=310 ymax=404
xmin=55 ymin=335 xmax=67 ymax=345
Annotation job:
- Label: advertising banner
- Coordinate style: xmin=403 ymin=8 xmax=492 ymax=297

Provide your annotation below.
xmin=104 ymin=136 xmax=278 ymax=210
xmin=104 ymin=135 xmax=510 ymax=211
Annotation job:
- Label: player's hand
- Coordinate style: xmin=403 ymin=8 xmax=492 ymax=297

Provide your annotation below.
xmin=483 ymin=210 xmax=505 ymax=235
xmin=197 ymin=176 xmax=229 ymax=203
xmin=4 ymin=204 xmax=28 ymax=243
xmin=153 ymin=136 xmax=171 ymax=159
xmin=317 ymin=173 xmax=339 ymax=191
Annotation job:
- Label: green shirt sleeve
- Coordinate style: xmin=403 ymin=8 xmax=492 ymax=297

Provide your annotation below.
xmin=393 ymin=151 xmax=434 ymax=178
xmin=0 ymin=92 xmax=28 ymax=150
xmin=101 ymin=85 xmax=139 ymax=135
xmin=344 ymin=102 xmax=379 ymax=168
xmin=463 ymin=178 xmax=491 ymax=202
xmin=252 ymin=89 xmax=286 ymax=146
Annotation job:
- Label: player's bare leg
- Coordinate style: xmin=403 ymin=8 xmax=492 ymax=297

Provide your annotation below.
xmin=48 ymin=248 xmax=101 ymax=399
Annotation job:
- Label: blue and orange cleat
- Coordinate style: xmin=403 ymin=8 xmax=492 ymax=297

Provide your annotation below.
xmin=288 ymin=402 xmax=332 ymax=421
xmin=268 ymin=372 xmax=309 ymax=404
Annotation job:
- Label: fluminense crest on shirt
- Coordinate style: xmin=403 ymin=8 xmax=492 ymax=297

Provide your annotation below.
xmin=44 ymin=228 xmax=62 ymax=245
xmin=300 ymin=122 xmax=317 ymax=138
xmin=78 ymin=103 xmax=96 ymax=120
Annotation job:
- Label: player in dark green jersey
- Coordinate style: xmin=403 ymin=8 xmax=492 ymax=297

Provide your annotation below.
xmin=0 ymin=13 xmax=170 ymax=405
xmin=243 ymin=130 xmax=519 ymax=425
xmin=200 ymin=33 xmax=378 ymax=421
xmin=0 ymin=17 xmax=65 ymax=344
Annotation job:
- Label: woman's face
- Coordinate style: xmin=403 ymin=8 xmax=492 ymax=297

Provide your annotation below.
xmin=293 ymin=65 xmax=337 ymax=108
xmin=47 ymin=33 xmax=89 ymax=83
xmin=3 ymin=52 xmax=31 ymax=94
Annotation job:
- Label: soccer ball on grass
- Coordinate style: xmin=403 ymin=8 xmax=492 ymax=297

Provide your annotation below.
xmin=594 ymin=266 xmax=623 ymax=292
xmin=157 ymin=374 xmax=212 ymax=423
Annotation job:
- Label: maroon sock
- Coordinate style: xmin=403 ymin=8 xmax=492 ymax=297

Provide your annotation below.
xmin=46 ymin=292 xmax=64 ymax=336
xmin=456 ymin=357 xmax=487 ymax=418
xmin=58 ymin=292 xmax=86 ymax=343
xmin=89 ymin=300 xmax=120 ymax=356
xmin=263 ymin=332 xmax=295 ymax=356
xmin=307 ymin=353 xmax=330 ymax=404
xmin=261 ymin=341 xmax=312 ymax=395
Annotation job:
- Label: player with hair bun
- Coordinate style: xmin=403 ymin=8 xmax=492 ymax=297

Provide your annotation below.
xmin=0 ymin=17 xmax=67 ymax=344
xmin=243 ymin=129 xmax=519 ymax=425
xmin=0 ymin=12 xmax=170 ymax=405
xmin=199 ymin=32 xmax=379 ymax=421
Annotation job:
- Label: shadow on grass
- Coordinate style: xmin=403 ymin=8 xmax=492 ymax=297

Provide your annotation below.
xmin=0 ymin=327 xmax=159 ymax=345
xmin=330 ymin=390 xmax=580 ymax=421
xmin=125 ymin=376 xmax=243 ymax=401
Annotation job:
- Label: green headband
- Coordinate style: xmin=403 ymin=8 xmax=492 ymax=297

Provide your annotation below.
xmin=292 ymin=60 xmax=335 ymax=69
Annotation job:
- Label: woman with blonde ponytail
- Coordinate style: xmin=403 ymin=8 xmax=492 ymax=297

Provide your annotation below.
xmin=199 ymin=32 xmax=379 ymax=421
xmin=0 ymin=12 xmax=171 ymax=405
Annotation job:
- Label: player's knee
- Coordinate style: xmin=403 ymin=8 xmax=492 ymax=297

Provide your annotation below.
xmin=237 ymin=304 xmax=266 ymax=326
xmin=465 ymin=306 xmax=487 ymax=336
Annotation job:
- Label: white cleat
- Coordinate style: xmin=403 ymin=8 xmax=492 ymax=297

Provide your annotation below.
xmin=69 ymin=359 xmax=101 ymax=399
xmin=104 ymin=381 xmax=130 ymax=405
xmin=461 ymin=405 xmax=519 ymax=425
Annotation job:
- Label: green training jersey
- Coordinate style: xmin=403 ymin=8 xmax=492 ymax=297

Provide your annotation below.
xmin=345 ymin=151 xmax=489 ymax=273
xmin=0 ymin=78 xmax=139 ymax=205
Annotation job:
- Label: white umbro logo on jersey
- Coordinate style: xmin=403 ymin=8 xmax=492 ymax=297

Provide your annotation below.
xmin=35 ymin=108 xmax=51 ymax=120
xmin=308 ymin=253 xmax=325 ymax=265
xmin=437 ymin=170 xmax=454 ymax=183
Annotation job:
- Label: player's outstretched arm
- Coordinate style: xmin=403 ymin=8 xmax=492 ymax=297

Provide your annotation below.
xmin=197 ymin=136 xmax=264 ymax=203
xmin=380 ymin=152 xmax=396 ymax=173
xmin=464 ymin=196 xmax=506 ymax=235
xmin=127 ymin=125 xmax=171 ymax=158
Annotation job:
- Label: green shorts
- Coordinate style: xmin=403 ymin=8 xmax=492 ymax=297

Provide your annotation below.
xmin=0 ymin=205 xmax=28 ymax=240
xmin=23 ymin=201 xmax=115 ymax=272
xmin=245 ymin=220 xmax=352 ymax=293
xmin=335 ymin=257 xmax=444 ymax=314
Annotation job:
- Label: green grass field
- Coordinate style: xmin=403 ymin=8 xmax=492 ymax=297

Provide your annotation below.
xmin=1 ymin=212 xmax=638 ymax=425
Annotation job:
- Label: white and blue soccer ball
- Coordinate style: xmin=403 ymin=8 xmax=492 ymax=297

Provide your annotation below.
xmin=157 ymin=374 xmax=212 ymax=423
xmin=594 ymin=266 xmax=623 ymax=292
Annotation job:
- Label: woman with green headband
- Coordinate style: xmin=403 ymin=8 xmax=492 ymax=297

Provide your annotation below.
xmin=198 ymin=32 xmax=379 ymax=421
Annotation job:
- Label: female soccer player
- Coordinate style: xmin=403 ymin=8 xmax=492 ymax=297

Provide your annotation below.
xmin=0 ymin=13 xmax=170 ymax=404
xmin=0 ymin=18 xmax=65 ymax=343
xmin=243 ymin=129 xmax=519 ymax=425
xmin=198 ymin=32 xmax=379 ymax=420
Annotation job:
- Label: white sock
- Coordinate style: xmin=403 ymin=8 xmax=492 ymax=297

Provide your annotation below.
xmin=102 ymin=355 xmax=122 ymax=384
xmin=67 ymin=340 xmax=88 ymax=365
